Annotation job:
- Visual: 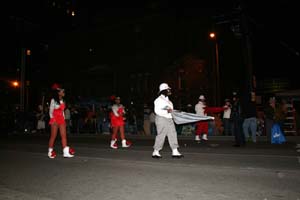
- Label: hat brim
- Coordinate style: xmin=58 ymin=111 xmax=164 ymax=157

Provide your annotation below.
xmin=158 ymin=87 xmax=171 ymax=94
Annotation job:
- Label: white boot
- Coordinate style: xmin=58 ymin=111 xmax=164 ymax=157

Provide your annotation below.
xmin=172 ymin=148 xmax=183 ymax=158
xmin=202 ymin=134 xmax=208 ymax=141
xmin=195 ymin=135 xmax=200 ymax=141
xmin=48 ymin=148 xmax=56 ymax=159
xmin=63 ymin=146 xmax=74 ymax=158
xmin=110 ymin=139 xmax=118 ymax=149
xmin=122 ymin=139 xmax=132 ymax=148
xmin=152 ymin=150 xmax=162 ymax=158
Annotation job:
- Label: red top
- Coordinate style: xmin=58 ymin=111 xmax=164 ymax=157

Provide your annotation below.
xmin=49 ymin=103 xmax=66 ymax=125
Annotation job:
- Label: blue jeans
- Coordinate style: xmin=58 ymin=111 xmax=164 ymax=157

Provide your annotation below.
xmin=243 ymin=117 xmax=257 ymax=142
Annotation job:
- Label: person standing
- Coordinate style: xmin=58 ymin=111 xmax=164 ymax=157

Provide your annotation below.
xmin=231 ymin=92 xmax=245 ymax=147
xmin=96 ymin=106 xmax=105 ymax=134
xmin=194 ymin=95 xmax=209 ymax=141
xmin=143 ymin=104 xmax=151 ymax=135
xmin=36 ymin=104 xmax=46 ymax=134
xmin=149 ymin=108 xmax=156 ymax=135
xmin=48 ymin=83 xmax=75 ymax=158
xmin=242 ymin=93 xmax=257 ymax=143
xmin=264 ymin=97 xmax=276 ymax=141
xmin=109 ymin=96 xmax=132 ymax=149
xmin=222 ymin=99 xmax=232 ymax=135
xmin=152 ymin=83 xmax=183 ymax=159
xmin=64 ymin=105 xmax=71 ymax=134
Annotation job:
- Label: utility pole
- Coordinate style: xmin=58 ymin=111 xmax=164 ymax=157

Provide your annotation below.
xmin=209 ymin=32 xmax=220 ymax=106
xmin=239 ymin=2 xmax=255 ymax=99
xmin=215 ymin=41 xmax=220 ymax=106
xmin=20 ymin=48 xmax=26 ymax=112
xmin=212 ymin=1 xmax=255 ymax=99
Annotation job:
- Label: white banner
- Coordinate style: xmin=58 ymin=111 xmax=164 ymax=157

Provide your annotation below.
xmin=172 ymin=110 xmax=214 ymax=125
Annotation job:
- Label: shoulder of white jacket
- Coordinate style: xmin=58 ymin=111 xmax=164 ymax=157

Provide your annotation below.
xmin=154 ymin=96 xmax=161 ymax=102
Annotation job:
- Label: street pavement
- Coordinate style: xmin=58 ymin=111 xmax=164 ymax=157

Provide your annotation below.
xmin=0 ymin=133 xmax=300 ymax=200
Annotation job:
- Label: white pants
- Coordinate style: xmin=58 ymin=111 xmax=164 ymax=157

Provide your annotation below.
xmin=153 ymin=116 xmax=179 ymax=151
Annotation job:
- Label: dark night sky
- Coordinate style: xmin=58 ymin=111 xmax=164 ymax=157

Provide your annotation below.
xmin=3 ymin=0 xmax=300 ymax=98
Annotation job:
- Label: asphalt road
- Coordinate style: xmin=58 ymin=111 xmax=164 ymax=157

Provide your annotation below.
xmin=0 ymin=134 xmax=300 ymax=200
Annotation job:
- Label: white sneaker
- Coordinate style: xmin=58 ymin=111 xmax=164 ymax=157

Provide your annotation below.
xmin=172 ymin=148 xmax=183 ymax=158
xmin=122 ymin=139 xmax=132 ymax=148
xmin=202 ymin=134 xmax=208 ymax=141
xmin=63 ymin=146 xmax=74 ymax=158
xmin=152 ymin=150 xmax=162 ymax=158
xmin=48 ymin=148 xmax=56 ymax=159
xmin=110 ymin=139 xmax=118 ymax=149
xmin=195 ymin=135 xmax=201 ymax=141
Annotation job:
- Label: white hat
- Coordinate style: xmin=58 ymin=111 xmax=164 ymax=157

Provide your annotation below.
xmin=159 ymin=83 xmax=171 ymax=92
xmin=199 ymin=95 xmax=205 ymax=100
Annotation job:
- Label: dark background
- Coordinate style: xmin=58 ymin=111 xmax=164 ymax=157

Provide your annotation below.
xmin=2 ymin=0 xmax=300 ymax=109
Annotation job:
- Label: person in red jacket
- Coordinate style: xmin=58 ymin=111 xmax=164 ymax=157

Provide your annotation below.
xmin=48 ymin=83 xmax=75 ymax=159
xmin=109 ymin=96 xmax=132 ymax=149
xmin=194 ymin=95 xmax=226 ymax=142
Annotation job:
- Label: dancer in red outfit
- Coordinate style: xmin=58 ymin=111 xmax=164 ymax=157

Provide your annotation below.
xmin=109 ymin=96 xmax=132 ymax=149
xmin=48 ymin=83 xmax=75 ymax=158
xmin=194 ymin=95 xmax=226 ymax=142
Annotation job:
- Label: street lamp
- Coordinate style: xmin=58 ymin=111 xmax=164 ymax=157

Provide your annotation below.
xmin=209 ymin=32 xmax=220 ymax=106
xmin=12 ymin=81 xmax=19 ymax=88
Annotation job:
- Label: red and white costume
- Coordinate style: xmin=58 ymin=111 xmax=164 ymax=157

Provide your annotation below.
xmin=194 ymin=95 xmax=225 ymax=141
xmin=110 ymin=104 xmax=125 ymax=127
xmin=49 ymin=99 xmax=66 ymax=125
xmin=47 ymin=84 xmax=75 ymax=159
xmin=195 ymin=100 xmax=209 ymax=141
xmin=109 ymin=102 xmax=131 ymax=149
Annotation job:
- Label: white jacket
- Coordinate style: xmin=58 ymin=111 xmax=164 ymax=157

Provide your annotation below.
xmin=195 ymin=101 xmax=207 ymax=116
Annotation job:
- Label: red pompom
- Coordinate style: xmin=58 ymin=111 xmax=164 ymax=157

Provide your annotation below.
xmin=69 ymin=147 xmax=75 ymax=155
xmin=51 ymin=83 xmax=61 ymax=90
xmin=110 ymin=95 xmax=116 ymax=101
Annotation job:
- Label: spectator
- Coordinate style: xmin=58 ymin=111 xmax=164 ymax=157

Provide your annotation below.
xmin=64 ymin=105 xmax=71 ymax=134
xmin=149 ymin=108 xmax=156 ymax=135
xmin=231 ymin=92 xmax=245 ymax=147
xmin=222 ymin=99 xmax=232 ymax=135
xmin=36 ymin=105 xmax=46 ymax=134
xmin=242 ymin=93 xmax=257 ymax=143
xmin=143 ymin=104 xmax=151 ymax=135
xmin=264 ymin=97 xmax=276 ymax=141
xmin=96 ymin=106 xmax=105 ymax=134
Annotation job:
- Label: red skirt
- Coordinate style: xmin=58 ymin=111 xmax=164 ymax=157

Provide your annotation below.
xmin=110 ymin=115 xmax=124 ymax=127
xmin=49 ymin=109 xmax=65 ymax=125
